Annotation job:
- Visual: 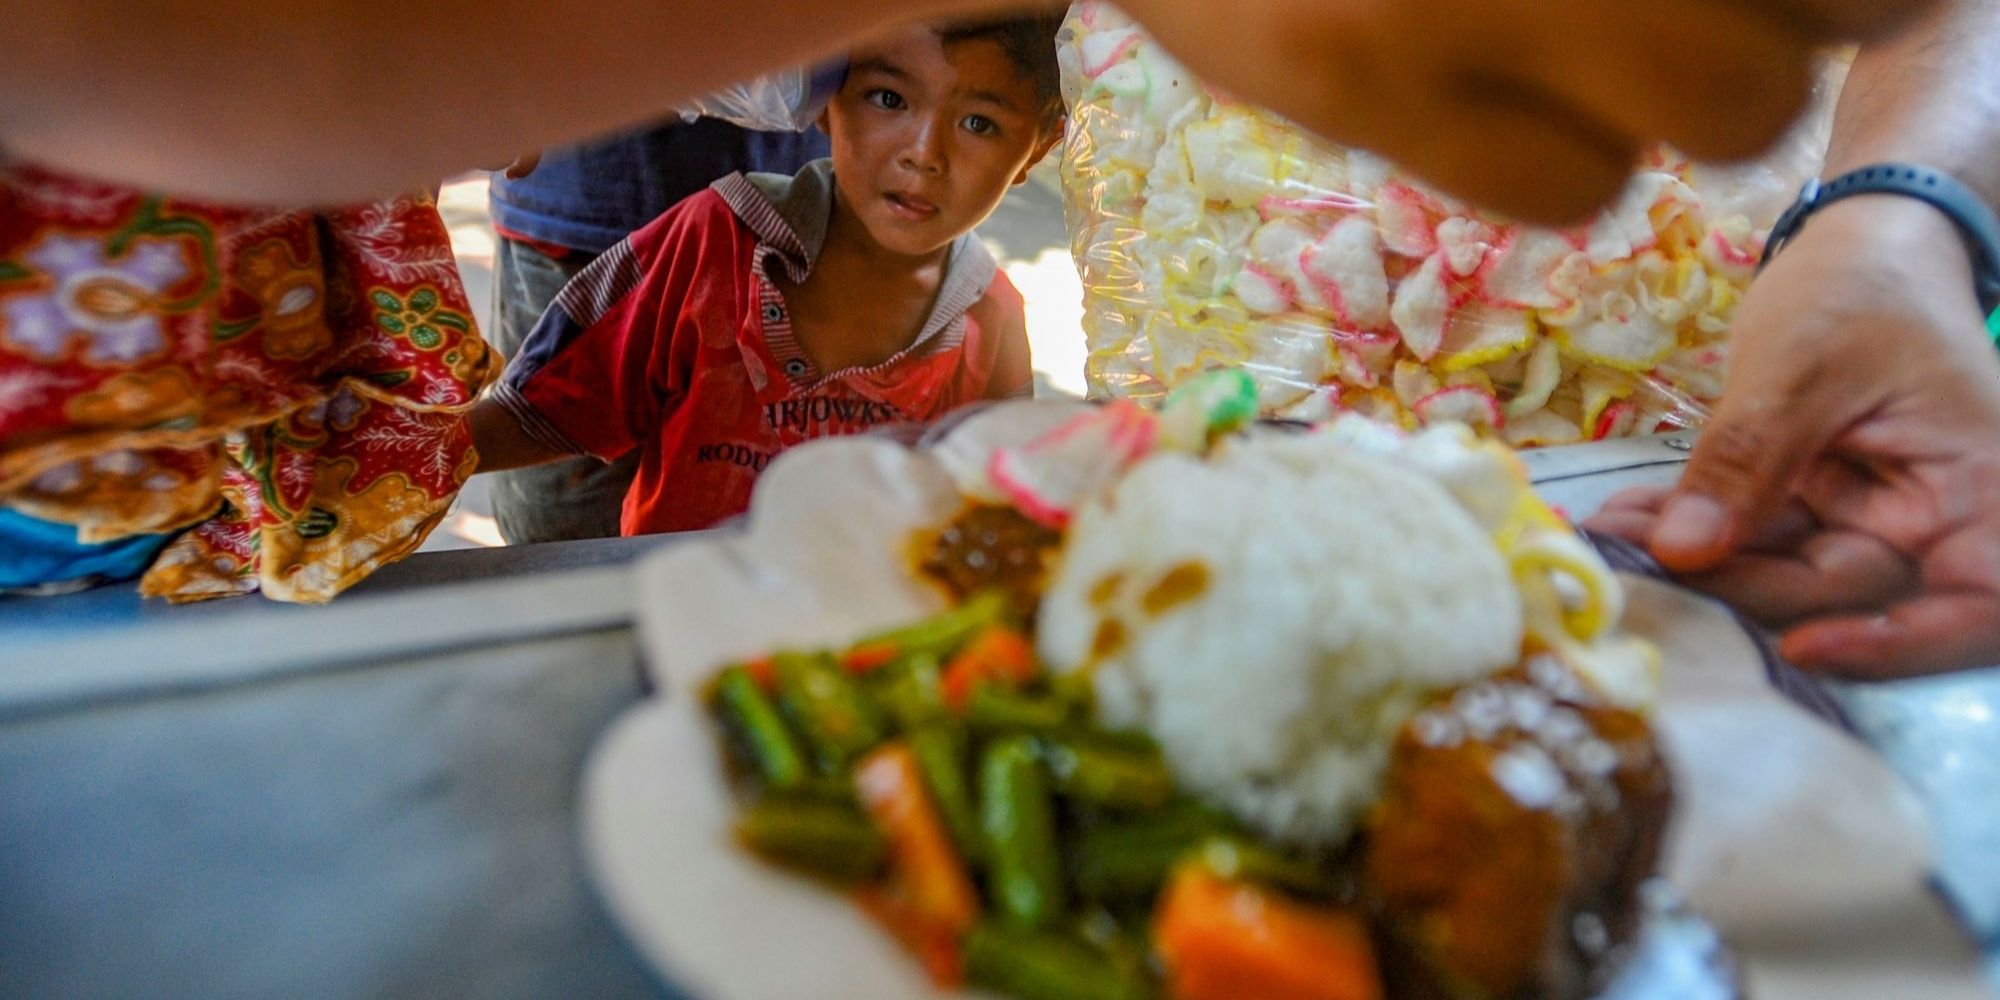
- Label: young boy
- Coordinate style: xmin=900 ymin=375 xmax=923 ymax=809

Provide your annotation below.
xmin=471 ymin=15 xmax=1064 ymax=534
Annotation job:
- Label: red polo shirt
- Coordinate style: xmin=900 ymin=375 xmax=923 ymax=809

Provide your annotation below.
xmin=491 ymin=160 xmax=1032 ymax=535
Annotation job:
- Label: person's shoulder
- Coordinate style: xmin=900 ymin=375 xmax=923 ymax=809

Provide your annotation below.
xmin=620 ymin=186 xmax=758 ymax=263
xmin=639 ymin=187 xmax=741 ymax=237
xmin=964 ymin=267 xmax=1026 ymax=335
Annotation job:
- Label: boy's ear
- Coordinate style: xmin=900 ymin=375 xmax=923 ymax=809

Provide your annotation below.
xmin=815 ymin=107 xmax=833 ymax=135
xmin=1014 ymin=117 xmax=1067 ymax=186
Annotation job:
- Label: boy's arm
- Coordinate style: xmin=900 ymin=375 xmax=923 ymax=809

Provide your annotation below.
xmin=2 ymin=0 xmax=1931 ymax=223
xmin=469 ymin=394 xmax=573 ymax=473
xmin=977 ymin=272 xmax=1035 ymax=399
xmin=993 ymin=313 xmax=1034 ymax=399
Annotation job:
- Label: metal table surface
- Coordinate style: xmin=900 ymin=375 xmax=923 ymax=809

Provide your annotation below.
xmin=0 ymin=442 xmax=1995 ymax=999
xmin=1 ymin=536 xmax=685 ymax=1000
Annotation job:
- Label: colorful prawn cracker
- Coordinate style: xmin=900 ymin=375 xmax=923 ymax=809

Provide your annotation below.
xmin=1059 ymin=2 xmax=1839 ymax=441
xmin=989 ymin=400 xmax=1159 ymax=529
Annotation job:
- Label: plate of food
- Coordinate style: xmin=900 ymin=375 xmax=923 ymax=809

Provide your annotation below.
xmin=581 ymin=378 xmax=1951 ymax=1000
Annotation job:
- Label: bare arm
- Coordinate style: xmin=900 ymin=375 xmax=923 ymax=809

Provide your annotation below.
xmin=0 ymin=0 xmax=1017 ymax=204
xmin=1 ymin=0 xmax=1935 ymax=221
xmin=469 ymin=394 xmax=575 ymax=474
xmin=1824 ymin=0 xmax=2000 ymax=188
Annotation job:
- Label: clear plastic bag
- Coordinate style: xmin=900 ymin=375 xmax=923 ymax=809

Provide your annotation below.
xmin=1058 ymin=2 xmax=1844 ymax=445
xmin=677 ymin=62 xmax=845 ymax=133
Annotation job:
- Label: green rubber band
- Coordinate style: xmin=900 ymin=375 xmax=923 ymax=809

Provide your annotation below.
xmin=1988 ymin=306 xmax=2000 ymax=343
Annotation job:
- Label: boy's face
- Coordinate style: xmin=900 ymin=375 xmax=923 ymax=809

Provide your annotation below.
xmin=825 ymin=26 xmax=1061 ymax=258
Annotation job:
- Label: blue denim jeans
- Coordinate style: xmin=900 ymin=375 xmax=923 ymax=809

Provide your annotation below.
xmin=487 ymin=238 xmax=641 ymax=543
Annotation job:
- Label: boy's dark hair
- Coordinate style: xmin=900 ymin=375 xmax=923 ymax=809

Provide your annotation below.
xmin=937 ymin=13 xmax=1067 ymax=128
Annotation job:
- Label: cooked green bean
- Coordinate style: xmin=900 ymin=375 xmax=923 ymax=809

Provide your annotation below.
xmin=854 ymin=590 xmax=1010 ymax=662
xmin=733 ymin=796 xmax=886 ymax=884
xmin=1041 ymin=737 xmax=1174 ymax=810
xmin=909 ymin=721 xmax=983 ymax=862
xmin=774 ymin=652 xmax=886 ymax=773
xmin=1069 ymin=803 xmax=1233 ymax=900
xmin=964 ymin=923 xmax=1155 ymax=1000
xmin=967 ymin=686 xmax=1073 ymax=737
xmin=872 ymin=653 xmax=947 ymax=731
xmin=714 ymin=666 xmax=808 ymax=791
xmin=1046 ymin=670 xmax=1098 ymax=716
xmin=980 ymin=736 xmax=1064 ymax=927
xmin=1193 ymin=836 xmax=1343 ymax=898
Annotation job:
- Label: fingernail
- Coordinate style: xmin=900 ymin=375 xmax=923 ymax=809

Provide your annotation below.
xmin=1653 ymin=495 xmax=1730 ymax=560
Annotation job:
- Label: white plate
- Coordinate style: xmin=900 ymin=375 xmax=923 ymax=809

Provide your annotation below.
xmin=581 ymin=401 xmax=1969 ymax=1000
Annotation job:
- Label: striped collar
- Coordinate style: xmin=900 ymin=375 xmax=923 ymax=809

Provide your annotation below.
xmin=711 ymin=159 xmax=999 ymax=354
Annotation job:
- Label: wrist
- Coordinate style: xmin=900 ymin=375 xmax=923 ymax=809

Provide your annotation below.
xmin=1800 ymin=194 xmax=1976 ymax=287
xmin=1765 ymin=164 xmax=2000 ymax=317
xmin=1775 ymin=194 xmax=2000 ymax=358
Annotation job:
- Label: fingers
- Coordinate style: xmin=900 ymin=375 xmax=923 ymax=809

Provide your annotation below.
xmin=1650 ymin=324 xmax=1865 ymax=574
xmin=503 ymin=150 xmax=542 ymax=180
xmin=1675 ymin=530 xmax=1919 ymax=627
xmin=1782 ymin=591 xmax=2000 ymax=678
xmin=1488 ymin=0 xmax=1815 ymax=164
xmin=1584 ymin=507 xmax=1661 ymax=548
xmin=1756 ymin=0 xmax=1941 ymax=40
xmin=1590 ymin=488 xmax=1822 ymax=551
xmin=1388 ymin=83 xmax=1638 ymax=226
xmin=1597 ymin=484 xmax=1675 ymax=515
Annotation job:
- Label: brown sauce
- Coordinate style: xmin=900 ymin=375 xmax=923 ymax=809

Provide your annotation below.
xmin=1088 ymin=572 xmax=1125 ymax=609
xmin=916 ymin=503 xmax=1062 ymax=621
xmin=1089 ymin=619 xmax=1130 ymax=662
xmin=1141 ymin=561 xmax=1211 ymax=617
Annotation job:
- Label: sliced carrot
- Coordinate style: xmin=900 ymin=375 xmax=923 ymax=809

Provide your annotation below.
xmin=841 ymin=641 xmax=903 ymax=676
xmin=855 ymin=743 xmax=982 ymax=937
xmin=742 ymin=655 xmax=778 ymax=691
xmin=940 ymin=627 xmax=1038 ymax=714
xmin=1154 ymin=866 xmax=1383 ymax=1000
xmin=853 ymin=884 xmax=966 ymax=988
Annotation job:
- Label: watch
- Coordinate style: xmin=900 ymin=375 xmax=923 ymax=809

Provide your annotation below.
xmin=1761 ymin=163 xmax=2000 ymax=320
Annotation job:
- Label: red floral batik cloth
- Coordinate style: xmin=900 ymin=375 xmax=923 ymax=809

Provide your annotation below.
xmin=0 ymin=163 xmax=495 ymax=602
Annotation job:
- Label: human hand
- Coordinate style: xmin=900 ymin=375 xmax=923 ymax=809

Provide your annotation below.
xmin=1587 ymin=196 xmax=2000 ymax=678
xmin=1119 ymin=0 xmax=1933 ymax=225
xmin=500 ymin=151 xmax=542 ymax=180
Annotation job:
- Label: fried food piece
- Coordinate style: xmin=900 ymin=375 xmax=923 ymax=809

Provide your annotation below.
xmin=1362 ymin=656 xmax=1672 ymax=999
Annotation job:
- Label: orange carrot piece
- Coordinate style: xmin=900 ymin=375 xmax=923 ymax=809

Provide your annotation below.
xmin=940 ymin=627 xmax=1038 ymax=713
xmin=742 ymin=656 xmax=778 ymax=691
xmin=853 ymin=884 xmax=966 ymax=988
xmin=1154 ymin=867 xmax=1383 ymax=1000
xmin=855 ymin=743 xmax=982 ymax=936
xmin=841 ymin=641 xmax=902 ymax=676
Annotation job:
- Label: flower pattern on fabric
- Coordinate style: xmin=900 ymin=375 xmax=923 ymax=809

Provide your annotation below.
xmin=4 ymin=235 xmax=193 ymax=364
xmin=0 ymin=163 xmax=495 ymax=603
xmin=233 ymin=238 xmax=329 ymax=360
xmin=371 ymin=285 xmax=468 ymax=351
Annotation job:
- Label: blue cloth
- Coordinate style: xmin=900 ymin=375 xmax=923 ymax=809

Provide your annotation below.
xmin=0 ymin=508 xmax=171 ymax=590
xmin=490 ymin=119 xmax=831 ymax=255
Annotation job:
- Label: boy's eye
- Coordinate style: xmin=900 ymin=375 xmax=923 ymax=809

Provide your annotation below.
xmin=865 ymin=89 xmax=906 ymax=111
xmin=961 ymin=115 xmax=999 ymax=137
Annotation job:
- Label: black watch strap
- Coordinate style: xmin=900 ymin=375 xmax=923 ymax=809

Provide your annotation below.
xmin=1761 ymin=163 xmax=2000 ymax=315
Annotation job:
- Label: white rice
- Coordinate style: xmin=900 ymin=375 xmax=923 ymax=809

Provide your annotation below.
xmin=1036 ymin=430 xmax=1523 ymax=845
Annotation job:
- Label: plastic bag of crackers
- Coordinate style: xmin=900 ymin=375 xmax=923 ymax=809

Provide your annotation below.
xmin=1058 ymin=2 xmax=1845 ymax=445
